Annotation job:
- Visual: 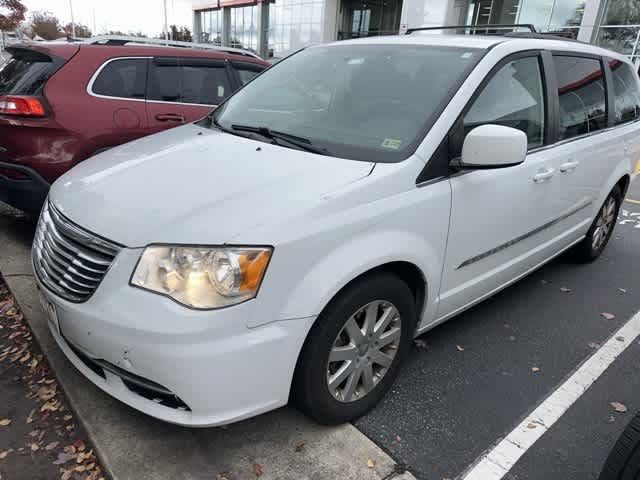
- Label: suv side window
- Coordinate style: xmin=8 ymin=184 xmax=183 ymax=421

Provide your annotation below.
xmin=92 ymin=58 xmax=148 ymax=99
xmin=553 ymin=55 xmax=607 ymax=140
xmin=148 ymin=58 xmax=231 ymax=106
xmin=609 ymin=59 xmax=640 ymax=125
xmin=463 ymin=55 xmax=545 ymax=149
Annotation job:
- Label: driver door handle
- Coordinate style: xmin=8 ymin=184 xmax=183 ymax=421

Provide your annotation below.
xmin=533 ymin=167 xmax=556 ymax=183
xmin=559 ymin=160 xmax=580 ymax=173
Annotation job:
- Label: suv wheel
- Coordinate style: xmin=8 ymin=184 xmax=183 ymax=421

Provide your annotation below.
xmin=293 ymin=272 xmax=416 ymax=425
xmin=574 ymin=185 xmax=622 ymax=262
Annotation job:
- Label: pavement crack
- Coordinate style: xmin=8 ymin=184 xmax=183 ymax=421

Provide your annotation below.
xmin=380 ymin=463 xmax=410 ymax=480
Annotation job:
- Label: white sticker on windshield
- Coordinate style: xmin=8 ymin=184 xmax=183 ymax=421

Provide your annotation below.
xmin=347 ymin=57 xmax=365 ymax=65
xmin=461 ymin=52 xmax=473 ymax=59
xmin=381 ymin=138 xmax=402 ymax=150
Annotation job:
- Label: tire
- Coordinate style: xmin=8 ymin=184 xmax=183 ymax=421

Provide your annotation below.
xmin=574 ymin=185 xmax=622 ymax=263
xmin=292 ymin=272 xmax=416 ymax=425
xmin=599 ymin=412 xmax=640 ymax=480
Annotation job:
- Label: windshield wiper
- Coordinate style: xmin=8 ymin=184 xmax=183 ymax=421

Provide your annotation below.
xmin=230 ymin=124 xmax=329 ymax=156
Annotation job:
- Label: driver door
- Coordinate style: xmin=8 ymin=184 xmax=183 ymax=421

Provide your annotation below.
xmin=437 ymin=52 xmax=569 ymax=319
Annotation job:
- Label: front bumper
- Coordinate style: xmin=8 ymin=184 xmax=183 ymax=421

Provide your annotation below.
xmin=0 ymin=161 xmax=49 ymax=213
xmin=34 ymin=248 xmax=315 ymax=427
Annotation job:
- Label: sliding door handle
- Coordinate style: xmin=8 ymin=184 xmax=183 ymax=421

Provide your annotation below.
xmin=559 ymin=160 xmax=579 ymax=173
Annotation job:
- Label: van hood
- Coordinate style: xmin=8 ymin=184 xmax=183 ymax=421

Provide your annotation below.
xmin=50 ymin=124 xmax=374 ymax=247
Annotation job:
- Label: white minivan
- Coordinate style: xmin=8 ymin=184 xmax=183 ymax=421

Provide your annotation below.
xmin=33 ymin=31 xmax=639 ymax=427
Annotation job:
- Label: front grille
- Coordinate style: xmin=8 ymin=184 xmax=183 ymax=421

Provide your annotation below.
xmin=32 ymin=202 xmax=121 ymax=302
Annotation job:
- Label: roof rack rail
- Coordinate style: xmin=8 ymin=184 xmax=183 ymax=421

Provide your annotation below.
xmin=406 ymin=24 xmax=537 ymax=35
xmin=85 ymin=35 xmax=262 ymax=59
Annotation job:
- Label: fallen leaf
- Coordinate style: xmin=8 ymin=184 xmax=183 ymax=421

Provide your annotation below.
xmin=40 ymin=400 xmax=60 ymax=413
xmin=26 ymin=409 xmax=35 ymax=424
xmin=53 ymin=452 xmax=75 ymax=465
xmin=61 ymin=470 xmax=72 ymax=480
xmin=74 ymin=440 xmax=86 ymax=452
xmin=74 ymin=465 xmax=86 ymax=473
xmin=294 ymin=441 xmax=305 ymax=452
xmin=600 ymin=312 xmax=616 ymax=320
xmin=456 ymin=345 xmax=465 ymax=352
xmin=616 ymin=336 xmax=625 ymax=342
xmin=252 ymin=463 xmax=263 ymax=478
xmin=413 ymin=339 xmax=428 ymax=349
xmin=216 ymin=474 xmax=230 ymax=480
xmin=37 ymin=385 xmax=57 ymax=402
xmin=588 ymin=342 xmax=601 ymax=349
xmin=0 ymin=449 xmax=13 ymax=459
xmin=63 ymin=415 xmax=72 ymax=422
xmin=531 ymin=367 xmax=541 ymax=373
xmin=0 ymin=419 xmax=11 ymax=426
xmin=30 ymin=443 xmax=39 ymax=452
xmin=395 ymin=435 xmax=401 ymax=442
xmin=560 ymin=287 xmax=572 ymax=293
xmin=526 ymin=422 xmax=537 ymax=429
xmin=367 ymin=459 xmax=376 ymax=469
xmin=45 ymin=442 xmax=59 ymax=451
xmin=611 ymin=402 xmax=628 ymax=413
xmin=618 ymin=288 xmax=627 ymax=293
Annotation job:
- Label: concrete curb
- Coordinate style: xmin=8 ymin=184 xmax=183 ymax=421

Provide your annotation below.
xmin=0 ymin=209 xmax=416 ymax=480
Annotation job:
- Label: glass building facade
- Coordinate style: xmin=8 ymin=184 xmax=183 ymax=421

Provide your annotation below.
xmin=194 ymin=0 xmax=640 ymax=63
xmin=596 ymin=0 xmax=640 ymax=63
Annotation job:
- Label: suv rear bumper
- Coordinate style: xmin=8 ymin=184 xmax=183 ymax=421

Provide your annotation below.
xmin=0 ymin=161 xmax=49 ymax=213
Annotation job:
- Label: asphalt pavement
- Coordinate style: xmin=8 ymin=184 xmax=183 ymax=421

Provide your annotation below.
xmin=356 ymin=180 xmax=640 ymax=480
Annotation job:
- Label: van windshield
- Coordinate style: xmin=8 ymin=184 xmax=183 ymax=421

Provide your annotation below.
xmin=213 ymin=44 xmax=484 ymax=162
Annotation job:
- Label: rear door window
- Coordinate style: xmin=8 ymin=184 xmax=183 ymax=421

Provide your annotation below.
xmin=553 ymin=55 xmax=607 ymax=140
xmin=149 ymin=58 xmax=231 ymax=106
xmin=92 ymin=58 xmax=148 ymax=100
xmin=609 ymin=59 xmax=640 ymax=125
xmin=0 ymin=49 xmax=54 ymax=95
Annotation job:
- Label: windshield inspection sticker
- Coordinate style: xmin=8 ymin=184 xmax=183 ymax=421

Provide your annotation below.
xmin=461 ymin=52 xmax=474 ymax=59
xmin=381 ymin=138 xmax=402 ymax=150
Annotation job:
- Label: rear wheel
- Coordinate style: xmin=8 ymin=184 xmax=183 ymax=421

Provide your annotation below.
xmin=599 ymin=412 xmax=640 ymax=480
xmin=293 ymin=272 xmax=416 ymax=425
xmin=574 ymin=186 xmax=621 ymax=262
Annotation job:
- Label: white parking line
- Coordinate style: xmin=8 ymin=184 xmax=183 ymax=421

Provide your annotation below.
xmin=460 ymin=309 xmax=640 ymax=480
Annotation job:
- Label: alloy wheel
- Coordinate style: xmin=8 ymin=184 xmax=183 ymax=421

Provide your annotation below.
xmin=326 ymin=300 xmax=402 ymax=403
xmin=592 ymin=196 xmax=617 ymax=252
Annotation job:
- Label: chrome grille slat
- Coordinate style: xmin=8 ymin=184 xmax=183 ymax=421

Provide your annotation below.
xmin=33 ymin=202 xmax=121 ymax=303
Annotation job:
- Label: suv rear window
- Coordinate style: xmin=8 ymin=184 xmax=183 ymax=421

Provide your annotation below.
xmin=0 ymin=49 xmax=54 ymax=95
xmin=92 ymin=58 xmax=148 ymax=99
xmin=609 ymin=59 xmax=640 ymax=125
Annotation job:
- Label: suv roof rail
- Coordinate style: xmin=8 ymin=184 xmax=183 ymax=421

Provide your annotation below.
xmin=406 ymin=24 xmax=537 ymax=35
xmin=85 ymin=35 xmax=263 ymax=60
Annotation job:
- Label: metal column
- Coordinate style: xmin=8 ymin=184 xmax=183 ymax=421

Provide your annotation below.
xmin=257 ymin=0 xmax=270 ymax=58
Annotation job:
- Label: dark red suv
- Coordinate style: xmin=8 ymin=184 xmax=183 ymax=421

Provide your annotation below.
xmin=0 ymin=40 xmax=268 ymax=212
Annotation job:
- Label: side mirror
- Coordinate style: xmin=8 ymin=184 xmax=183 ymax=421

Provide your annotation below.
xmin=460 ymin=124 xmax=527 ymax=169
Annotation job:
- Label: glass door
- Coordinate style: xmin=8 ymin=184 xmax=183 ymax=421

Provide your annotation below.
xmin=338 ymin=0 xmax=403 ymax=40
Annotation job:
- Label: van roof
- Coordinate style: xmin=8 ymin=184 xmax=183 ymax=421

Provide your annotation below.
xmin=324 ymin=33 xmax=631 ymax=63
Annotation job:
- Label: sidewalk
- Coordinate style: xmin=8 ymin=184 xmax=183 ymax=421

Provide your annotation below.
xmin=0 ymin=206 xmax=415 ymax=480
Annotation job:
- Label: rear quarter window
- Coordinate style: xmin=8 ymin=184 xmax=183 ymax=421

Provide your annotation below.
xmin=92 ymin=58 xmax=148 ymax=99
xmin=0 ymin=50 xmax=54 ymax=95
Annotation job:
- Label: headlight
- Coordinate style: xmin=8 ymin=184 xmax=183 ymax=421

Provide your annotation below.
xmin=130 ymin=246 xmax=272 ymax=309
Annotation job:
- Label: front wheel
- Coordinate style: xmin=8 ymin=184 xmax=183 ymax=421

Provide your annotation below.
xmin=293 ymin=272 xmax=416 ymax=425
xmin=574 ymin=185 xmax=622 ymax=262
xmin=599 ymin=412 xmax=640 ymax=480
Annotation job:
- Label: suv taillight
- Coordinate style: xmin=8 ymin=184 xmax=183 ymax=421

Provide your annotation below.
xmin=0 ymin=95 xmax=46 ymax=117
